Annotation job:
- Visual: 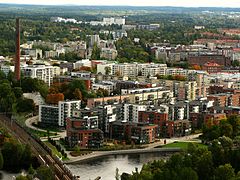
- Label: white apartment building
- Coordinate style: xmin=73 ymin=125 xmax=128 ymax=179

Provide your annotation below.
xmin=23 ymin=65 xmax=60 ymax=86
xmin=142 ymin=64 xmax=167 ymax=77
xmin=92 ymin=82 xmax=115 ymax=94
xmin=0 ymin=65 xmax=15 ymax=75
xmin=104 ymin=105 xmax=117 ymax=133
xmin=24 ymin=49 xmax=42 ymax=59
xmin=166 ymin=68 xmax=188 ymax=77
xmin=97 ymin=63 xmax=114 ymax=75
xmin=112 ymin=63 xmax=138 ymax=77
xmin=71 ymin=71 xmax=91 ymax=78
xmin=74 ymin=59 xmax=92 ymax=69
xmin=45 ymin=50 xmax=58 ymax=58
xmin=39 ymin=100 xmax=82 ymax=127
xmin=123 ymin=104 xmax=147 ymax=123
xmin=122 ymin=87 xmax=173 ymax=104
xmin=103 ymin=17 xmax=125 ymax=25
xmin=58 ymin=100 xmax=81 ymax=126
xmin=90 ymin=35 xmax=100 ymax=47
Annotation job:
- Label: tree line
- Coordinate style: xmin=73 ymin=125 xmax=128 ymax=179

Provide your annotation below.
xmin=122 ymin=115 xmax=240 ymax=180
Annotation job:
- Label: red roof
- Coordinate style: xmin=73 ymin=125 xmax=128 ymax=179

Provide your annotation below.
xmin=203 ymin=62 xmax=221 ymax=67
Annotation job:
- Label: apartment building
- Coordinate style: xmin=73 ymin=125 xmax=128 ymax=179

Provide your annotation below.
xmin=39 ymin=100 xmax=81 ymax=127
xmin=92 ymin=81 xmax=115 ymax=94
xmin=23 ymin=65 xmax=61 ymax=86
xmin=123 ymin=104 xmax=147 ymax=123
xmin=112 ymin=63 xmax=138 ymax=77
xmin=141 ymin=64 xmax=167 ymax=77
xmin=100 ymin=48 xmax=118 ymax=60
xmin=66 ymin=116 xmax=103 ymax=148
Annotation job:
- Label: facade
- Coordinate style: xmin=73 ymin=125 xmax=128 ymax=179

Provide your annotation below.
xmin=39 ymin=105 xmax=59 ymax=127
xmin=202 ymin=62 xmax=222 ymax=73
xmin=123 ymin=104 xmax=147 ymax=123
xmin=23 ymin=65 xmax=61 ymax=86
xmin=0 ymin=65 xmax=15 ymax=75
xmin=188 ymin=54 xmax=231 ymax=66
xmin=112 ymin=63 xmax=138 ymax=77
xmin=141 ymin=64 xmax=167 ymax=77
xmin=92 ymin=82 xmax=115 ymax=94
xmin=100 ymin=48 xmax=118 ymax=60
xmin=109 ymin=122 xmax=158 ymax=144
xmin=66 ymin=116 xmax=103 ymax=148
xmin=39 ymin=100 xmax=81 ymax=127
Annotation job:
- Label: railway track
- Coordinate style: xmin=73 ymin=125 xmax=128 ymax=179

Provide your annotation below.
xmin=0 ymin=115 xmax=77 ymax=180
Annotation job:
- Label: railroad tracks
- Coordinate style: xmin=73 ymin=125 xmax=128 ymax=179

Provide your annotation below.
xmin=0 ymin=115 xmax=76 ymax=180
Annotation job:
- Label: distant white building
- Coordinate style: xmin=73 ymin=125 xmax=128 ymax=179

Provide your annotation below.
xmin=100 ymin=48 xmax=118 ymax=60
xmin=0 ymin=65 xmax=14 ymax=75
xmin=194 ymin=26 xmax=205 ymax=30
xmin=92 ymin=81 xmax=115 ymax=94
xmin=142 ymin=64 xmax=167 ymax=77
xmin=89 ymin=35 xmax=100 ymax=47
xmin=74 ymin=59 xmax=92 ymax=69
xmin=97 ymin=63 xmax=114 ymax=75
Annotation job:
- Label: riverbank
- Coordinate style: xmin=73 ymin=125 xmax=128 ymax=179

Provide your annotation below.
xmin=64 ymin=147 xmax=181 ymax=164
xmin=64 ymin=133 xmax=202 ymax=164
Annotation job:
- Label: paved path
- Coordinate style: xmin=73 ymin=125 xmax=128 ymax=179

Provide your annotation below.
xmin=25 ymin=116 xmax=66 ymax=140
xmin=145 ymin=133 xmax=202 ymax=149
xmin=64 ymin=147 xmax=181 ymax=164
xmin=65 ymin=133 xmax=202 ymax=164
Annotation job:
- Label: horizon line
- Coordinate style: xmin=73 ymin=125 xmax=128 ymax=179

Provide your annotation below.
xmin=1 ymin=3 xmax=240 ymax=9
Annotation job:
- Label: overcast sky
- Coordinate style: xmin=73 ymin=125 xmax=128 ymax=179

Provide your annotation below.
xmin=1 ymin=0 xmax=240 ymax=8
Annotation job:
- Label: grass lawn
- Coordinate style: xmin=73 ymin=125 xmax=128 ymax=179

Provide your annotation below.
xmin=162 ymin=141 xmax=207 ymax=150
xmin=44 ymin=141 xmax=62 ymax=157
xmin=44 ymin=141 xmax=69 ymax=161
xmin=28 ymin=128 xmax=57 ymax=137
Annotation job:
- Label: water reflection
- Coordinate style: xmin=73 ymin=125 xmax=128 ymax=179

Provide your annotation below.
xmin=67 ymin=152 xmax=169 ymax=180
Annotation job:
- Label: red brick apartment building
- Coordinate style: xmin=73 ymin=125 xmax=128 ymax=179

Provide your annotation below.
xmin=202 ymin=62 xmax=222 ymax=73
xmin=188 ymin=55 xmax=231 ymax=66
xmin=109 ymin=122 xmax=158 ymax=144
xmin=203 ymin=113 xmax=226 ymax=127
xmin=66 ymin=118 xmax=103 ymax=148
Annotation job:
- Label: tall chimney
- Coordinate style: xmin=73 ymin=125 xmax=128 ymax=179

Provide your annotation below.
xmin=15 ymin=18 xmax=20 ymax=81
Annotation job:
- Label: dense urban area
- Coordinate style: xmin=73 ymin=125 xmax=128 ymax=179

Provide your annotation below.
xmin=1 ymin=3 xmax=240 ymax=180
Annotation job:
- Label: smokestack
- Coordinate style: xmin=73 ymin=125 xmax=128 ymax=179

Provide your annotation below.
xmin=15 ymin=18 xmax=20 ymax=81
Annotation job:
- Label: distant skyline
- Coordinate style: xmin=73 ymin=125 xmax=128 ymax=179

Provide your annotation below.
xmin=1 ymin=0 xmax=240 ymax=8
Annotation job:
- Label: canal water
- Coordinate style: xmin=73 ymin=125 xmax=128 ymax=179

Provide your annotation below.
xmin=67 ymin=152 xmax=170 ymax=180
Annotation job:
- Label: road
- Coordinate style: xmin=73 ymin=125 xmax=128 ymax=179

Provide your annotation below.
xmin=0 ymin=115 xmax=75 ymax=180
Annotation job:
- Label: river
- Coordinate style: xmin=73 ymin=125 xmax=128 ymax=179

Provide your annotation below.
xmin=67 ymin=152 xmax=170 ymax=180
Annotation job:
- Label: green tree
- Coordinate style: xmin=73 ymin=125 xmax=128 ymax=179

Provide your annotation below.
xmin=228 ymin=115 xmax=240 ymax=138
xmin=105 ymin=66 xmax=111 ymax=75
xmin=16 ymin=98 xmax=35 ymax=113
xmin=13 ymin=87 xmax=23 ymax=99
xmin=0 ymin=150 xmax=3 ymax=170
xmin=36 ymin=165 xmax=54 ymax=180
xmin=214 ymin=164 xmax=235 ymax=180
xmin=91 ymin=43 xmax=101 ymax=60
xmin=220 ymin=122 xmax=233 ymax=138
xmin=16 ymin=175 xmax=29 ymax=180
xmin=2 ymin=141 xmax=24 ymax=171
